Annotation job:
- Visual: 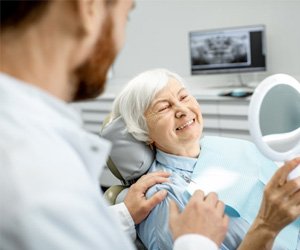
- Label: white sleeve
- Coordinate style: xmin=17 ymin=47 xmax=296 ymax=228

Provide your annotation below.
xmin=173 ymin=234 xmax=218 ymax=250
xmin=110 ymin=202 xmax=136 ymax=241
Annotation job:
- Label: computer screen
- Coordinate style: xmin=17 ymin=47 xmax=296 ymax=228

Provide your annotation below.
xmin=189 ymin=25 xmax=266 ymax=75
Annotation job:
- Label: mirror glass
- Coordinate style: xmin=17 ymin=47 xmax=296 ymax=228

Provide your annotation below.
xmin=248 ymin=74 xmax=300 ymax=164
xmin=259 ymin=84 xmax=300 ymax=153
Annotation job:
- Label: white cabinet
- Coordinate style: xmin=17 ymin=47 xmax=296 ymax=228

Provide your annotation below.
xmin=196 ymin=95 xmax=251 ymax=140
xmin=71 ymin=95 xmax=114 ymax=134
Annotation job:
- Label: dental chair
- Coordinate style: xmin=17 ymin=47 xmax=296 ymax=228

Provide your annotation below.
xmin=100 ymin=116 xmax=154 ymax=250
xmin=100 ymin=116 xmax=154 ymax=204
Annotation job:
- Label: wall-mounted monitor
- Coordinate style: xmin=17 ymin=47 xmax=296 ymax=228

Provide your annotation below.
xmin=189 ymin=25 xmax=266 ymax=75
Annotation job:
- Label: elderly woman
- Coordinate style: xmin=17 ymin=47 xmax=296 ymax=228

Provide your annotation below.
xmin=110 ymin=69 xmax=300 ymax=250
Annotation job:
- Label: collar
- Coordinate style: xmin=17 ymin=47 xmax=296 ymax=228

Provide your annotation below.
xmin=156 ymin=149 xmax=198 ymax=172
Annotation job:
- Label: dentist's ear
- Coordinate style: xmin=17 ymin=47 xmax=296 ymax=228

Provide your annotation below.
xmin=75 ymin=0 xmax=105 ymax=37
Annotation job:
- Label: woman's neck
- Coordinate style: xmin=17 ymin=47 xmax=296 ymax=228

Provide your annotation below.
xmin=157 ymin=142 xmax=200 ymax=158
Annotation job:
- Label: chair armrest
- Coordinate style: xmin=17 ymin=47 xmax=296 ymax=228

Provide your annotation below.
xmin=104 ymin=185 xmax=128 ymax=205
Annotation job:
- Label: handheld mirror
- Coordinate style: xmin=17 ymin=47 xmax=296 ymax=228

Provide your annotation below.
xmin=248 ymin=74 xmax=300 ymax=180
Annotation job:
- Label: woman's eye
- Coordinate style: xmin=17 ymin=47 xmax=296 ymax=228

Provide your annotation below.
xmin=180 ymin=95 xmax=188 ymax=101
xmin=158 ymin=105 xmax=170 ymax=112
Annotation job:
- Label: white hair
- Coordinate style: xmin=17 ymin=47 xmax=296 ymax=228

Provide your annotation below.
xmin=110 ymin=69 xmax=186 ymax=143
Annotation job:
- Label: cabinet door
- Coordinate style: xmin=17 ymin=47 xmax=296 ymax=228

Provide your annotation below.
xmin=71 ymin=98 xmax=114 ymax=134
xmin=218 ymin=99 xmax=251 ymax=140
xmin=197 ymin=99 xmax=219 ymax=136
xmin=218 ymin=100 xmax=249 ymax=116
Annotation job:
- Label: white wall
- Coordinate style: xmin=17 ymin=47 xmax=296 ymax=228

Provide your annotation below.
xmin=104 ymin=0 xmax=300 ymax=94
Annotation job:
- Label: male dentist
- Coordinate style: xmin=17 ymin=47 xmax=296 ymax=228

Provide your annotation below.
xmin=0 ymin=1 xmax=227 ymax=249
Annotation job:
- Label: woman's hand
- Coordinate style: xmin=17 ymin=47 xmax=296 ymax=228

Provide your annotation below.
xmin=238 ymin=157 xmax=300 ymax=250
xmin=257 ymin=157 xmax=300 ymax=233
xmin=169 ymin=190 xmax=229 ymax=247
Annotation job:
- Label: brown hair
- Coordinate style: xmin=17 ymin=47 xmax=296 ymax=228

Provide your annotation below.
xmin=0 ymin=0 xmax=50 ymax=31
xmin=73 ymin=12 xmax=117 ymax=101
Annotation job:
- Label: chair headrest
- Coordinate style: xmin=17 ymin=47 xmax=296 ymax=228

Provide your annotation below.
xmin=100 ymin=116 xmax=154 ymax=182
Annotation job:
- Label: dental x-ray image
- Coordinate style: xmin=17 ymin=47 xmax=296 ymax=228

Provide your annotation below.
xmin=191 ymin=30 xmax=251 ymax=68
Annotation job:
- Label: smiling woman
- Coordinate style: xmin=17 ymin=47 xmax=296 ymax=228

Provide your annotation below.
xmin=144 ymin=77 xmax=203 ymax=157
xmin=111 ymin=69 xmax=189 ymax=143
xmin=109 ymin=69 xmax=300 ymax=250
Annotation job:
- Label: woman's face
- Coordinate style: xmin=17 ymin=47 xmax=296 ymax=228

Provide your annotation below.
xmin=145 ymin=78 xmax=203 ymax=157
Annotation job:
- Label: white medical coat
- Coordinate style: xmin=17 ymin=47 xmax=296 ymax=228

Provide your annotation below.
xmin=0 ymin=73 xmax=135 ymax=250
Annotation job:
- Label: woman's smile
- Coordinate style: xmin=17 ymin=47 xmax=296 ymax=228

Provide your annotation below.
xmin=176 ymin=119 xmax=195 ymax=131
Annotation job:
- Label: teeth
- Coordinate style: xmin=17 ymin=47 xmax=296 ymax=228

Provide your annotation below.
xmin=177 ymin=119 xmax=194 ymax=130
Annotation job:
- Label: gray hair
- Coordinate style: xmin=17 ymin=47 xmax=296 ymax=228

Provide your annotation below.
xmin=110 ymin=69 xmax=186 ymax=143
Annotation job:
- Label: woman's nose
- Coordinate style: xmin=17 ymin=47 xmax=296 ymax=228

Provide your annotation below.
xmin=175 ymin=104 xmax=188 ymax=118
xmin=175 ymin=110 xmax=186 ymax=118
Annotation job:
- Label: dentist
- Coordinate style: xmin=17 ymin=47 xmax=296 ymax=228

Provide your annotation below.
xmin=0 ymin=1 xmax=227 ymax=250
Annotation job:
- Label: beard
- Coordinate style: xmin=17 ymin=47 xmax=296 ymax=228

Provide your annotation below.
xmin=72 ymin=14 xmax=117 ymax=102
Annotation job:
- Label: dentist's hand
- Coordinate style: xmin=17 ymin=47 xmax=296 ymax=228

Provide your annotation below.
xmin=169 ymin=190 xmax=229 ymax=247
xmin=124 ymin=171 xmax=170 ymax=224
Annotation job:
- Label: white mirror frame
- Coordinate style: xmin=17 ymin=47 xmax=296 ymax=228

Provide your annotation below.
xmin=248 ymin=73 xmax=300 ymax=162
